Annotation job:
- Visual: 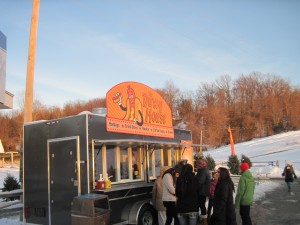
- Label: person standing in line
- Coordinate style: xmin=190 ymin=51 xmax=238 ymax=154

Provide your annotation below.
xmin=209 ymin=167 xmax=237 ymax=225
xmin=176 ymin=163 xmax=199 ymax=225
xmin=152 ymin=166 xmax=172 ymax=225
xmin=162 ymin=163 xmax=183 ymax=225
xmin=282 ymin=161 xmax=297 ymax=192
xmin=235 ymin=162 xmax=255 ymax=225
xmin=207 ymin=171 xmax=219 ymax=223
xmin=195 ymin=159 xmax=211 ymax=225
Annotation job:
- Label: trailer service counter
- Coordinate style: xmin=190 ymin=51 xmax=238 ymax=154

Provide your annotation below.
xmin=23 ymin=82 xmax=197 ymax=225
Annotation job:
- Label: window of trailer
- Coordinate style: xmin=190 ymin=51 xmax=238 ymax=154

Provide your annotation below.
xmin=93 ymin=143 xmax=182 ymax=183
xmin=93 ymin=144 xmax=144 ymax=183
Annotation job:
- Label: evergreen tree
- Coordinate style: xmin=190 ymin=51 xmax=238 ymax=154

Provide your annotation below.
xmin=205 ymin=154 xmax=216 ymax=171
xmin=227 ymin=154 xmax=240 ymax=175
xmin=2 ymin=174 xmax=21 ymax=201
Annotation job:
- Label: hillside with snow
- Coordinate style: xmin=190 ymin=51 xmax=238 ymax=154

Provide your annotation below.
xmin=203 ymin=130 xmax=300 ymax=177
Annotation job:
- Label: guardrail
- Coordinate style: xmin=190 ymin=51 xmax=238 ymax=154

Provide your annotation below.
xmin=252 ymin=161 xmax=279 ymax=167
xmin=0 ymin=188 xmax=23 ymax=199
xmin=0 ymin=189 xmax=23 ymax=217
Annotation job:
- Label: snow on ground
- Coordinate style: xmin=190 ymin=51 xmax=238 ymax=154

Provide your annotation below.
xmin=0 ymin=216 xmax=20 ymax=225
xmin=252 ymin=179 xmax=281 ymax=201
xmin=0 ymin=130 xmax=300 ymax=224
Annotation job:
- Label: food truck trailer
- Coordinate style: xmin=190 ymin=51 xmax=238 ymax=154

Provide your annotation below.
xmin=23 ymin=82 xmax=197 ymax=225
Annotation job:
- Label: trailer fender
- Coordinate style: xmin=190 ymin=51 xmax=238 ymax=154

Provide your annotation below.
xmin=128 ymin=200 xmax=157 ymax=225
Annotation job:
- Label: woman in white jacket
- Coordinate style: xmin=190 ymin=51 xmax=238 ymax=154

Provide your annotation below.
xmin=152 ymin=166 xmax=171 ymax=225
xmin=162 ymin=164 xmax=182 ymax=225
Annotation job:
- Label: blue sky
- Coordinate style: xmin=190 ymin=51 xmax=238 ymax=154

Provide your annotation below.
xmin=1 ymin=1 xmax=300 ymax=108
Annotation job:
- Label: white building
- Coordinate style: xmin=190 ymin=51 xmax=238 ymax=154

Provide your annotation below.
xmin=0 ymin=31 xmax=14 ymax=109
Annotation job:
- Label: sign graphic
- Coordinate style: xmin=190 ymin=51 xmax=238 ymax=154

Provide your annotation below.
xmin=106 ymin=82 xmax=174 ymax=138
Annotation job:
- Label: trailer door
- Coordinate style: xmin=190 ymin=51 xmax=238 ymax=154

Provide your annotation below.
xmin=48 ymin=137 xmax=80 ymax=225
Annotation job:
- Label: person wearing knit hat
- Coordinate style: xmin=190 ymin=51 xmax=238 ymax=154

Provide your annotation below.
xmin=282 ymin=160 xmax=297 ymax=193
xmin=240 ymin=162 xmax=250 ymax=172
xmin=195 ymin=159 xmax=211 ymax=225
xmin=235 ymin=162 xmax=255 ymax=225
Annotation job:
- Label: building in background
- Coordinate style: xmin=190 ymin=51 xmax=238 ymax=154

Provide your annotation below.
xmin=0 ymin=31 xmax=14 ymax=109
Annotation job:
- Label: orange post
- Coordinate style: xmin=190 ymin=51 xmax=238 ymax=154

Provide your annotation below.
xmin=228 ymin=126 xmax=235 ymax=155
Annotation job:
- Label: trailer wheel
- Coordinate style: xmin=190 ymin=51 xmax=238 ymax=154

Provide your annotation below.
xmin=138 ymin=205 xmax=157 ymax=225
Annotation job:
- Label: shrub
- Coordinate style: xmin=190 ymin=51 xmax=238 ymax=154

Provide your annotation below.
xmin=2 ymin=174 xmax=21 ymax=201
xmin=227 ymin=154 xmax=240 ymax=175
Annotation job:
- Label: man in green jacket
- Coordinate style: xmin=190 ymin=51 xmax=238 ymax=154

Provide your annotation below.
xmin=235 ymin=162 xmax=255 ymax=225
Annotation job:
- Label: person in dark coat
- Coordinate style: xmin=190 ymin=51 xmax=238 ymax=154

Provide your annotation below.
xmin=209 ymin=167 xmax=237 ymax=225
xmin=195 ymin=159 xmax=211 ymax=225
xmin=207 ymin=171 xmax=219 ymax=223
xmin=282 ymin=161 xmax=297 ymax=192
xmin=176 ymin=163 xmax=199 ymax=225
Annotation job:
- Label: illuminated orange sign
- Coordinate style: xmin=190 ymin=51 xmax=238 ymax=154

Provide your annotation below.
xmin=106 ymin=82 xmax=174 ymax=138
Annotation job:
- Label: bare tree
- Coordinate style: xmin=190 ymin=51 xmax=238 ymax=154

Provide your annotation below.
xmin=195 ymin=82 xmax=216 ymax=108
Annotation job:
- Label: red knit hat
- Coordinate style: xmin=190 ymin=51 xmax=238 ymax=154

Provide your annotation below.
xmin=240 ymin=162 xmax=250 ymax=172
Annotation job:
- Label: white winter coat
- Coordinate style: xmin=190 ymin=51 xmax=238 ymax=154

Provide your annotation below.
xmin=162 ymin=173 xmax=176 ymax=202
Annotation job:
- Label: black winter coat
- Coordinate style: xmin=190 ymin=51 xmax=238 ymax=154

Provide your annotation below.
xmin=176 ymin=172 xmax=199 ymax=213
xmin=209 ymin=178 xmax=237 ymax=225
xmin=196 ymin=168 xmax=211 ymax=197
xmin=282 ymin=165 xmax=297 ymax=182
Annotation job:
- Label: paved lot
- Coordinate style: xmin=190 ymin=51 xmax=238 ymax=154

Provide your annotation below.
xmin=237 ymin=179 xmax=300 ymax=225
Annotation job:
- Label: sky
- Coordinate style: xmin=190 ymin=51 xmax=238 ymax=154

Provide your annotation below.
xmin=1 ymin=1 xmax=300 ymax=109
xmin=1 ymin=130 xmax=299 ymax=224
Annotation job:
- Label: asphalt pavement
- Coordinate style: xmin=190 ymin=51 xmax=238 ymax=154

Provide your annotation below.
xmin=237 ymin=179 xmax=300 ymax=225
xmin=1 ymin=179 xmax=299 ymax=224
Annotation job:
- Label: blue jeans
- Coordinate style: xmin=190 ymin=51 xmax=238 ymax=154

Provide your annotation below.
xmin=177 ymin=212 xmax=198 ymax=225
xmin=287 ymin=181 xmax=292 ymax=191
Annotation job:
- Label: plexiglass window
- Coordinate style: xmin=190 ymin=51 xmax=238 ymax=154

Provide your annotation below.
xmin=120 ymin=146 xmax=129 ymax=180
xmin=155 ymin=149 xmax=162 ymax=178
xmin=132 ymin=146 xmax=141 ymax=180
xmin=94 ymin=147 xmax=103 ymax=181
xmin=106 ymin=145 xmax=116 ymax=182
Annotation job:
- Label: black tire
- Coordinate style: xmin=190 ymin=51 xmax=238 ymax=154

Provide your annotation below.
xmin=138 ymin=205 xmax=157 ymax=225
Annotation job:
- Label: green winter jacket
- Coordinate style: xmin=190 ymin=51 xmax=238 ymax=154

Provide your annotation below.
xmin=235 ymin=170 xmax=255 ymax=208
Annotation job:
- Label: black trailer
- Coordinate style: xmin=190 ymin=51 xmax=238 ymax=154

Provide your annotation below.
xmin=23 ymin=113 xmax=194 ymax=225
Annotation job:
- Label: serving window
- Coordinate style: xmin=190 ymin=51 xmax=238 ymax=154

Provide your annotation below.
xmin=91 ymin=142 xmax=184 ymax=187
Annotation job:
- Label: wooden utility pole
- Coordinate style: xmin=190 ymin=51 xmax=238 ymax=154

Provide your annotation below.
xmin=24 ymin=0 xmax=40 ymax=123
